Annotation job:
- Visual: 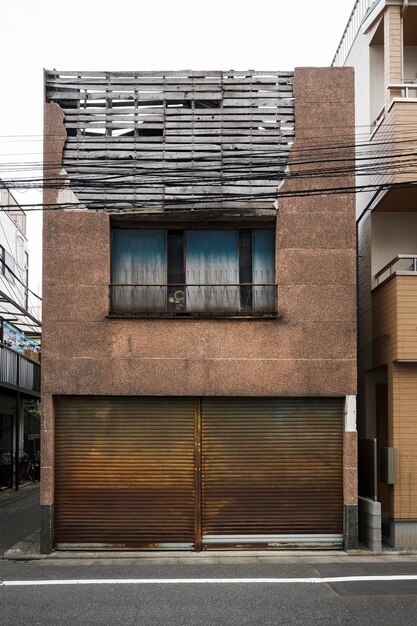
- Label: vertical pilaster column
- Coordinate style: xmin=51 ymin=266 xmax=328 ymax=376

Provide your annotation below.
xmin=384 ymin=5 xmax=403 ymax=106
xmin=40 ymin=394 xmax=54 ymax=554
xmin=344 ymin=395 xmax=358 ymax=550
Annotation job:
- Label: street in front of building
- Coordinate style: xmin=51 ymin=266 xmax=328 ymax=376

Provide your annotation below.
xmin=0 ymin=483 xmax=40 ymax=555
xmin=2 ymin=552 xmax=417 ymax=625
xmin=1 ymin=487 xmax=417 ymax=625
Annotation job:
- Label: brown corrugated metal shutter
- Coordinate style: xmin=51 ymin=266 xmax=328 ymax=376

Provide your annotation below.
xmin=54 ymin=397 xmax=196 ymax=549
xmin=201 ymin=397 xmax=344 ymax=547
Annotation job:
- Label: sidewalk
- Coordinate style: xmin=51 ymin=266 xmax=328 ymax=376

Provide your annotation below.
xmin=5 ymin=532 xmax=417 ymax=562
xmin=0 ymin=481 xmax=40 ymax=507
xmin=2 ymin=483 xmax=417 ymax=561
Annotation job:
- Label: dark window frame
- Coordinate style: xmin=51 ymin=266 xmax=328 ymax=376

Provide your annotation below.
xmin=110 ymin=225 xmax=276 ymax=318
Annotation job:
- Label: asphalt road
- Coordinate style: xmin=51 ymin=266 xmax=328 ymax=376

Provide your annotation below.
xmin=1 ymin=556 xmax=417 ymax=625
xmin=1 ymin=489 xmax=417 ymax=625
xmin=0 ymin=486 xmax=40 ymax=554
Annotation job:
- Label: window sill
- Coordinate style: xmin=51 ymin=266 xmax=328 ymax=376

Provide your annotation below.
xmin=107 ymin=312 xmax=278 ymax=321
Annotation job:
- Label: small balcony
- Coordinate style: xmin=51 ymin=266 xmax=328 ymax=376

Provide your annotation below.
xmin=388 ymin=82 xmax=417 ymax=100
xmin=0 ymin=344 xmax=41 ymax=394
xmin=373 ymin=256 xmax=417 ymax=367
xmin=109 ymin=283 xmax=277 ymax=318
xmin=375 ymin=255 xmax=417 ymax=286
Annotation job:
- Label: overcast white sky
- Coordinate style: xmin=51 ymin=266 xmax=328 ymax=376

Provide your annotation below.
xmin=0 ymin=0 xmax=356 ymax=295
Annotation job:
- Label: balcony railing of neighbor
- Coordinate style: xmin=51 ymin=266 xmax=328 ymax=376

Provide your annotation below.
xmin=375 ymin=255 xmax=417 ymax=286
xmin=110 ymin=283 xmax=277 ymax=317
xmin=0 ymin=344 xmax=40 ymax=392
xmin=332 ymin=0 xmax=372 ymax=67
xmin=373 ymin=83 xmax=417 ymax=128
xmin=388 ymin=83 xmax=417 ymax=100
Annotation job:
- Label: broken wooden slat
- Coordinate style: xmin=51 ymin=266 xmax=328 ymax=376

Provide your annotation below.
xmin=47 ymin=69 xmax=294 ymax=213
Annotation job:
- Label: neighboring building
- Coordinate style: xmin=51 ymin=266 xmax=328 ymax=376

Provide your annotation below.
xmin=0 ymin=182 xmax=41 ymax=488
xmin=334 ymin=0 xmax=417 ymax=549
xmin=41 ymin=68 xmax=357 ymax=553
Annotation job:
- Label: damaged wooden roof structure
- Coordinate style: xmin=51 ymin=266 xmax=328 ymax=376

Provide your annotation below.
xmin=44 ymin=70 xmax=295 ymax=216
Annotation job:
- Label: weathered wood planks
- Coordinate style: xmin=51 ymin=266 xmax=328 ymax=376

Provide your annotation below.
xmin=45 ymin=70 xmax=294 ymax=213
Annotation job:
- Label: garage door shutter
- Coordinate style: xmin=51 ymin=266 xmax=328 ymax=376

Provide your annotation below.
xmin=201 ymin=397 xmax=343 ymax=546
xmin=54 ymin=396 xmax=344 ymax=549
xmin=54 ymin=396 xmax=196 ymax=549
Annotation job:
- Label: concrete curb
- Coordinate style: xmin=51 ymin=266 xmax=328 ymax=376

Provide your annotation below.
xmin=0 ymin=482 xmax=40 ymax=507
xmin=4 ymin=532 xmax=417 ymax=561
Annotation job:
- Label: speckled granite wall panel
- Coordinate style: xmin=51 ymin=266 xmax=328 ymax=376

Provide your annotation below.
xmin=279 ymin=285 xmax=356 ymax=322
xmin=42 ymin=68 xmax=357 ymax=402
xmin=42 ymin=319 xmax=355 ymax=363
xmin=278 ymin=212 xmax=356 ymax=250
xmin=277 ymin=249 xmax=356 ymax=286
xmin=43 ymin=355 xmax=356 ymax=397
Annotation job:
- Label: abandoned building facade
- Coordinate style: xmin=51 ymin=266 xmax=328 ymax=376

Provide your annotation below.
xmin=41 ymin=67 xmax=357 ymax=552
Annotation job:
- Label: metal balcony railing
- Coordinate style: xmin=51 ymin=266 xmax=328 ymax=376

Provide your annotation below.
xmin=0 ymin=344 xmax=40 ymax=392
xmin=109 ymin=283 xmax=277 ymax=317
xmin=388 ymin=83 xmax=417 ymax=99
xmin=375 ymin=255 xmax=417 ymax=286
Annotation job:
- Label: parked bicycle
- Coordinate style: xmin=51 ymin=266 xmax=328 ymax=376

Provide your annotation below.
xmin=19 ymin=454 xmax=37 ymax=483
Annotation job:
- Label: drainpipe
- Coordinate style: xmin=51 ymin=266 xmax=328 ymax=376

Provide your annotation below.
xmin=14 ymin=356 xmax=20 ymax=491
xmin=401 ymin=0 xmax=408 ymax=86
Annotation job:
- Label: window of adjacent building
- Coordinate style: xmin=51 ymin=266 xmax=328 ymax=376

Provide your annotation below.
xmin=4 ymin=251 xmax=15 ymax=285
xmin=0 ymin=246 xmax=5 ymax=276
xmin=111 ymin=228 xmax=276 ymax=316
xmin=0 ymin=246 xmax=15 ymax=284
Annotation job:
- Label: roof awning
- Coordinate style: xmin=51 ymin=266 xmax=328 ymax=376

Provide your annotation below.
xmin=0 ymin=288 xmax=41 ymax=336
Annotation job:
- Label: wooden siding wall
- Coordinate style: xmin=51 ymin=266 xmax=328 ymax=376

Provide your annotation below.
xmin=373 ymin=275 xmax=417 ymax=366
xmin=45 ymin=70 xmax=295 ymax=214
xmin=389 ymin=363 xmax=417 ymax=519
xmin=397 ymin=276 xmax=417 ymax=359
xmin=370 ymin=101 xmax=417 ymax=193
xmin=390 ymin=101 xmax=417 ymax=187
xmin=384 ymin=5 xmax=403 ymax=106
xmin=372 ymin=276 xmax=398 ymax=366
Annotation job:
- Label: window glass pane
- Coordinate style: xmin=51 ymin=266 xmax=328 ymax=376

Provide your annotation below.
xmin=167 ymin=231 xmax=185 ymax=313
xmin=185 ymin=230 xmax=239 ymax=313
xmin=112 ymin=229 xmax=167 ymax=312
xmin=239 ymin=230 xmax=252 ymax=310
xmin=252 ymin=229 xmax=275 ymax=313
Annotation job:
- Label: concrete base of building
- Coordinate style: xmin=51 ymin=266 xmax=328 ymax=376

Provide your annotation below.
xmin=40 ymin=504 xmax=54 ymax=554
xmin=358 ymin=497 xmax=382 ymax=552
xmin=344 ymin=504 xmax=358 ymax=550
xmin=40 ymin=503 xmax=358 ymax=553
xmin=384 ymin=519 xmax=417 ymax=550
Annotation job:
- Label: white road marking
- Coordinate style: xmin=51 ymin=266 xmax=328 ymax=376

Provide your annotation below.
xmin=1 ymin=575 xmax=417 ymax=587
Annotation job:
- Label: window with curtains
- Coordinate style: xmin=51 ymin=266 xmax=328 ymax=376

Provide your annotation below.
xmin=110 ymin=228 xmax=276 ymax=316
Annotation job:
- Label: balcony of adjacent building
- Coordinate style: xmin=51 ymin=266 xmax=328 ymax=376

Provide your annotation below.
xmin=366 ymin=4 xmax=417 ymax=207
xmin=0 ymin=343 xmax=40 ymax=396
xmin=370 ymin=210 xmax=417 ymax=367
xmin=373 ymin=256 xmax=417 ymax=364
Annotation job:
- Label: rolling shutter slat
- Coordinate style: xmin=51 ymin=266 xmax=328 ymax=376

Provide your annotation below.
xmin=55 ymin=396 xmax=196 ymax=549
xmin=201 ymin=397 xmax=344 ymax=542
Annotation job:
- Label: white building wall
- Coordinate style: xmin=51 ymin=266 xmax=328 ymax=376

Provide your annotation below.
xmin=344 ymin=35 xmax=373 ymax=219
xmin=371 ymin=212 xmax=417 ymax=280
xmin=404 ymin=46 xmax=417 ymax=81
xmin=0 ymin=190 xmax=28 ymax=311
xmin=370 ymin=45 xmax=385 ymax=123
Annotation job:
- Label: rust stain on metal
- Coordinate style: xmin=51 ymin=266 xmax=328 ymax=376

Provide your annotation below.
xmin=54 ymin=396 xmax=343 ymax=549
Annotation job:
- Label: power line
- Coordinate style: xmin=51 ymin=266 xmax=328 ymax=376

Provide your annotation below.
xmin=1 ymin=178 xmax=417 ymax=212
